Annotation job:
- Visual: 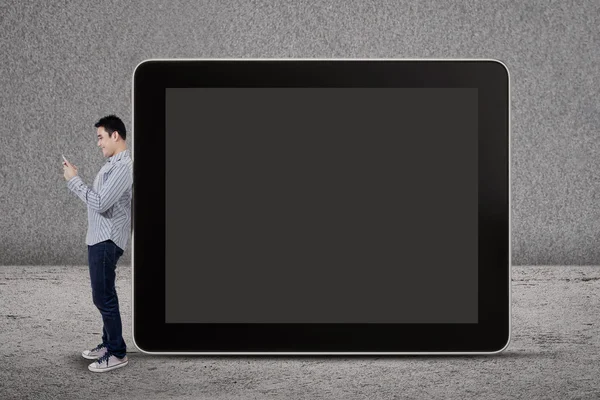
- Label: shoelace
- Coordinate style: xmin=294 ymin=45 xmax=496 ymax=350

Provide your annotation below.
xmin=92 ymin=343 xmax=106 ymax=352
xmin=97 ymin=352 xmax=112 ymax=365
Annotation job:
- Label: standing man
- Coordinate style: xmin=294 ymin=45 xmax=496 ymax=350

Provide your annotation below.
xmin=63 ymin=115 xmax=133 ymax=372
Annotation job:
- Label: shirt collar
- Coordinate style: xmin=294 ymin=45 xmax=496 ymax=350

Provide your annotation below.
xmin=108 ymin=148 xmax=130 ymax=163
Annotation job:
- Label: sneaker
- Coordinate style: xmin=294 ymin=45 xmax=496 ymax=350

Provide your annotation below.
xmin=82 ymin=343 xmax=107 ymax=360
xmin=88 ymin=352 xmax=129 ymax=373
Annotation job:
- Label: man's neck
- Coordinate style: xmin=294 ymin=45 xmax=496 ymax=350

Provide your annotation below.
xmin=112 ymin=147 xmax=127 ymax=156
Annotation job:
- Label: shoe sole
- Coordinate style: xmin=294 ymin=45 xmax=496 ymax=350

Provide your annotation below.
xmin=82 ymin=351 xmax=106 ymax=360
xmin=88 ymin=360 xmax=128 ymax=373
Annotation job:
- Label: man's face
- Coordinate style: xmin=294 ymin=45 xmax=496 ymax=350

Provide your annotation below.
xmin=97 ymin=127 xmax=117 ymax=157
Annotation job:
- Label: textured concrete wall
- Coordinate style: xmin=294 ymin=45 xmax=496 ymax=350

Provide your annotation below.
xmin=1 ymin=0 xmax=599 ymax=266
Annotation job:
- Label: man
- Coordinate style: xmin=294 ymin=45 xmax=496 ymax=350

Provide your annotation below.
xmin=63 ymin=115 xmax=133 ymax=372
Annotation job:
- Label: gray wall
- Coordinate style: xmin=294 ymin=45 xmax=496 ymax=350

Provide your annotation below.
xmin=1 ymin=0 xmax=598 ymax=266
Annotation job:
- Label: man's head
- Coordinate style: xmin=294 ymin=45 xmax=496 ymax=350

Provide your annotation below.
xmin=94 ymin=115 xmax=127 ymax=158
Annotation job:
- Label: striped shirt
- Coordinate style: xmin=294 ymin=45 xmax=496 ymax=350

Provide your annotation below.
xmin=67 ymin=148 xmax=133 ymax=252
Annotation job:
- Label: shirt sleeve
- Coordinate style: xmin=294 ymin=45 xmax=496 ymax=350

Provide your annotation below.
xmin=67 ymin=164 xmax=132 ymax=214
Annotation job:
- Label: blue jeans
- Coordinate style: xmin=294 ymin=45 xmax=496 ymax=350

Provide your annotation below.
xmin=87 ymin=239 xmax=126 ymax=358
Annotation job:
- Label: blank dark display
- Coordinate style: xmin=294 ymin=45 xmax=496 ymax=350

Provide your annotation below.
xmin=165 ymin=88 xmax=478 ymax=323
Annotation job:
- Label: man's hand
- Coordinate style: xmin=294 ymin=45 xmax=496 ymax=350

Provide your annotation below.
xmin=63 ymin=158 xmax=78 ymax=181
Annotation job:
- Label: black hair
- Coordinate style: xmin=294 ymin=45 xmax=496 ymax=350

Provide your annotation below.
xmin=94 ymin=114 xmax=126 ymax=141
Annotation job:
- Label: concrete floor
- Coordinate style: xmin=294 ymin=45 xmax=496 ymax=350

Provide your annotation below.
xmin=0 ymin=265 xmax=599 ymax=400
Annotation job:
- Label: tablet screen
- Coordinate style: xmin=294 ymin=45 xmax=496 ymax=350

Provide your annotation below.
xmin=165 ymin=87 xmax=478 ymax=324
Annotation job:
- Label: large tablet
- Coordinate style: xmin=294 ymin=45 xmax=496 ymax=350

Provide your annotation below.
xmin=131 ymin=59 xmax=510 ymax=354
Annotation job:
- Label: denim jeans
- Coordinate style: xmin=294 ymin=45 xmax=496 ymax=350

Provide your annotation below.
xmin=87 ymin=239 xmax=126 ymax=358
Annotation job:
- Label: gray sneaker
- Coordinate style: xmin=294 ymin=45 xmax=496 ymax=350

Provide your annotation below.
xmin=88 ymin=352 xmax=128 ymax=373
xmin=82 ymin=343 xmax=107 ymax=360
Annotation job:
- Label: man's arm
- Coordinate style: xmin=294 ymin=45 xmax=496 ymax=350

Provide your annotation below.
xmin=67 ymin=164 xmax=132 ymax=214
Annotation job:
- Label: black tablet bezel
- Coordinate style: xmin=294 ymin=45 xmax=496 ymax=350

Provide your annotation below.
xmin=132 ymin=59 xmax=510 ymax=353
